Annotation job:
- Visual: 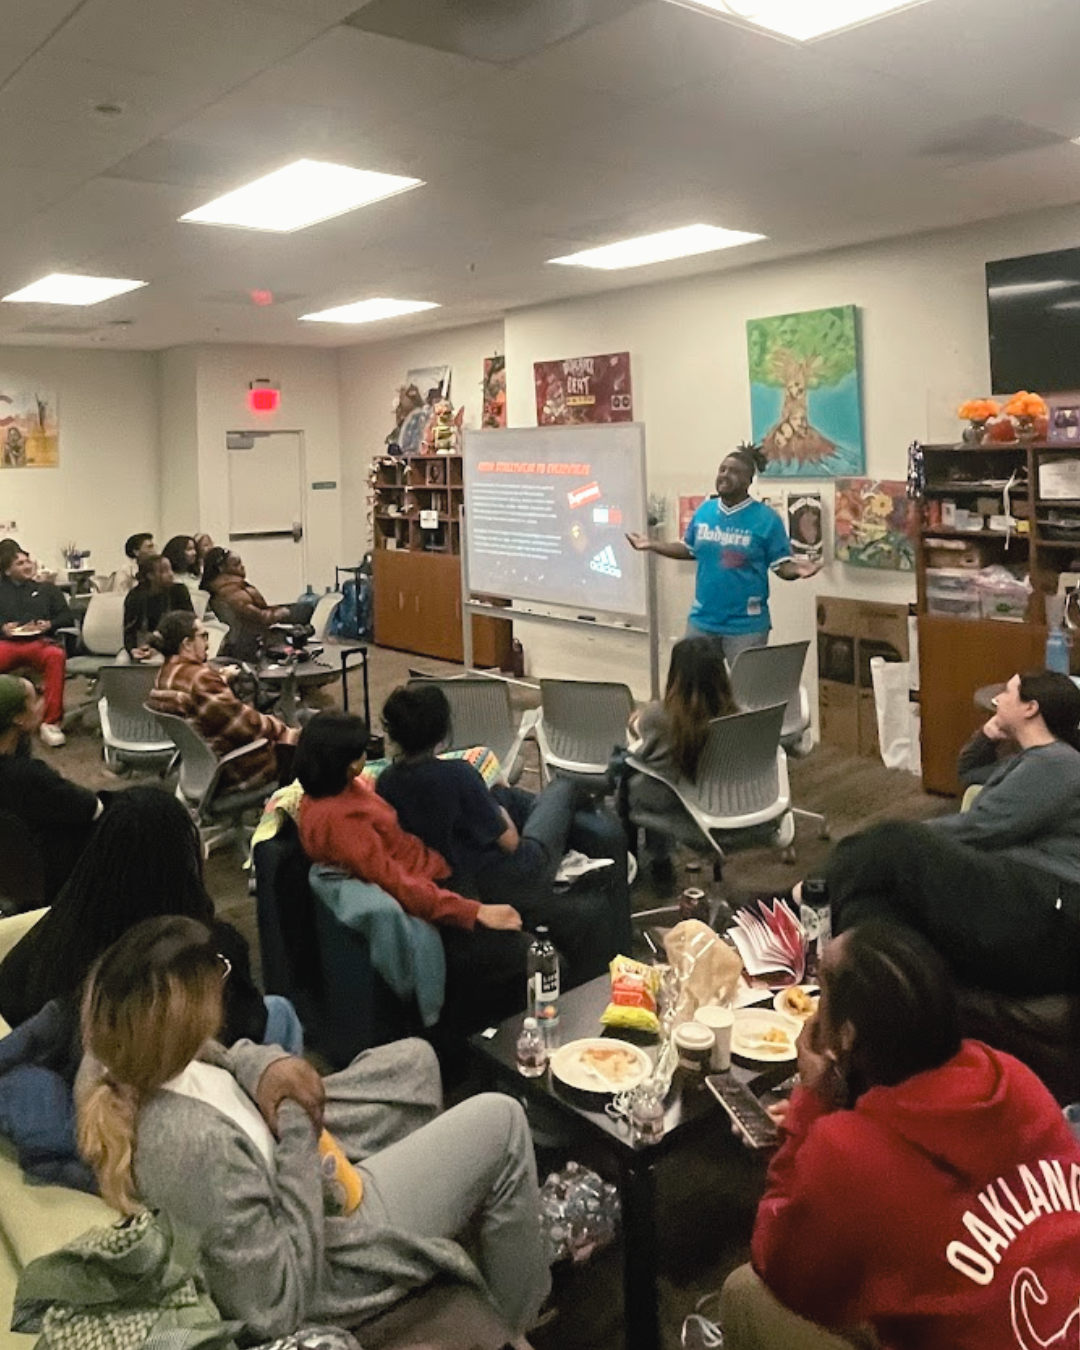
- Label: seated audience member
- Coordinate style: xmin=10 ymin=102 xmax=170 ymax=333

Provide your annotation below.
xmin=201 ymin=546 xmax=295 ymax=661
xmin=377 ymin=684 xmax=629 ymax=976
xmin=0 ymin=786 xmax=290 ymax=1048
xmin=161 ymin=534 xmax=202 ymax=593
xmin=720 ymin=921 xmax=1080 ymax=1350
xmin=78 ymin=916 xmax=549 ymax=1344
xmin=0 ymin=539 xmax=73 ymax=747
xmin=0 ymin=675 xmax=100 ymax=900
xmin=622 ymin=635 xmax=739 ymax=881
xmin=123 ymin=552 xmax=194 ymax=658
xmin=817 ymin=670 xmax=1080 ymax=997
xmin=296 ymin=710 xmax=531 ymax=1026
xmin=110 ymin=532 xmax=155 ymax=595
xmin=147 ymin=611 xmax=296 ymax=790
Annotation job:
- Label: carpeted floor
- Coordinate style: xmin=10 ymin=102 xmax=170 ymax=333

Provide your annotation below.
xmin=48 ymin=649 xmax=950 ymax=1350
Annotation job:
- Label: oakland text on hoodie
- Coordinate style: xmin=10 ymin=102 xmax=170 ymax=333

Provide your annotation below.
xmin=751 ymin=1040 xmax=1080 ymax=1350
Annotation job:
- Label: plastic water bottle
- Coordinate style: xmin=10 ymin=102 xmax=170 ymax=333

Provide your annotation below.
xmin=516 ymin=1017 xmax=547 ymax=1077
xmin=527 ymin=927 xmax=559 ymax=1029
xmin=1046 ymin=626 xmax=1072 ymax=675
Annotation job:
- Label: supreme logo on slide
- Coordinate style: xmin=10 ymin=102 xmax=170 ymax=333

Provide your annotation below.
xmin=590 ymin=546 xmax=622 ymax=578
xmin=568 ymin=481 xmax=602 ymax=509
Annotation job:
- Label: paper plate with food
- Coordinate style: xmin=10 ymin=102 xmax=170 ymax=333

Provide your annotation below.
xmin=773 ymin=985 xmax=819 ymax=1022
xmin=731 ymin=1009 xmax=802 ymax=1064
xmin=7 ymin=624 xmax=41 ymax=638
xmin=549 ymin=1038 xmax=652 ymax=1093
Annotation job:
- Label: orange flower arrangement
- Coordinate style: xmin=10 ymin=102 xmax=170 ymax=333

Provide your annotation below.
xmin=1004 ymin=391 xmax=1048 ymax=419
xmin=958 ymin=398 xmax=999 ymax=421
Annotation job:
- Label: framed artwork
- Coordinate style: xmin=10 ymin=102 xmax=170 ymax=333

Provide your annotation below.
xmin=482 ymin=355 xmax=506 ymax=428
xmin=747 ymin=305 xmax=864 ymax=478
xmin=678 ymin=494 xmax=706 ymax=537
xmin=534 ymin=352 xmax=632 ymax=425
xmin=787 ymin=492 xmax=823 ymax=563
xmin=834 ymin=478 xmax=916 ymax=571
xmin=1047 ymin=391 xmax=1080 ymax=444
xmin=0 ymin=386 xmax=58 ymax=468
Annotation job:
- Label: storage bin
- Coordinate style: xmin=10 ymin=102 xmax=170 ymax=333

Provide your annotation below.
xmin=926 ymin=592 xmax=982 ymax=618
xmin=926 ymin=567 xmax=979 ymax=597
xmin=979 ymin=589 xmax=1027 ymax=621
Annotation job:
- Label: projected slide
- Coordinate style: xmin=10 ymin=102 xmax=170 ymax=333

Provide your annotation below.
xmin=464 ymin=424 xmax=648 ymax=621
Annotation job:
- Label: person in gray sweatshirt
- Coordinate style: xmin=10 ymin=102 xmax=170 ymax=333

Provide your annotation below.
xmin=820 ymin=669 xmax=1080 ymax=997
xmin=76 ymin=916 xmax=549 ymax=1347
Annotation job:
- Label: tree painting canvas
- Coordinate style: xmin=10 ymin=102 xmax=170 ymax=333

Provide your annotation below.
xmin=747 ymin=305 xmax=864 ymax=478
xmin=0 ymin=385 xmax=58 ymax=468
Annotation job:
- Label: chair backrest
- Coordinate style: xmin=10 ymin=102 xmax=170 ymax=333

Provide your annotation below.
xmin=150 ymin=709 xmax=221 ymax=804
xmin=78 ymin=593 xmax=125 ymax=655
xmin=409 ymin=677 xmax=518 ymax=765
xmin=190 ymin=589 xmax=210 ymax=619
xmin=98 ymin=665 xmax=171 ymax=747
xmin=730 ymin=640 xmax=810 ymax=740
xmin=539 ymin=678 xmax=633 ymax=769
xmin=688 ymin=703 xmax=788 ymax=820
xmin=311 ymin=592 xmax=344 ymax=643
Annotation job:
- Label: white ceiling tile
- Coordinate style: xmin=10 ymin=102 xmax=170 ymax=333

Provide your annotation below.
xmin=0 ymin=0 xmax=84 ymax=84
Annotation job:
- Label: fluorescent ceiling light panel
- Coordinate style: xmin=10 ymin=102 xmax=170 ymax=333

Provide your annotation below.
xmin=300 ymin=298 xmax=439 ymax=324
xmin=2 ymin=273 xmax=147 ymax=305
xmin=181 ymin=159 xmax=423 ymax=233
xmin=549 ymin=223 xmax=765 ymax=270
xmin=665 ymin=0 xmax=931 ymax=42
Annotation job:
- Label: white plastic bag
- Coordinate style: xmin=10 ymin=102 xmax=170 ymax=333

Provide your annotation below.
xmin=871 ymin=656 xmax=921 ymax=774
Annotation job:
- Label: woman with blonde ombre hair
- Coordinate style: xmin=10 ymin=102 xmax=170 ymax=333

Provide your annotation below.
xmin=77 ymin=916 xmax=548 ymax=1346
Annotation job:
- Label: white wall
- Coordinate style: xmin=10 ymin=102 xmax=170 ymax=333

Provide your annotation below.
xmin=158 ymin=346 xmax=200 ymax=541
xmin=337 ymin=320 xmax=504 ymax=561
xmin=0 ymin=347 xmax=158 ymax=576
xmin=192 ymin=345 xmax=344 ymax=592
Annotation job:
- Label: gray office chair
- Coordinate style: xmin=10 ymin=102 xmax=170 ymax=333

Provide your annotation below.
xmin=149 ymin=708 xmax=272 ymax=857
xmin=627 ymin=703 xmax=794 ymax=920
xmin=407 ymin=677 xmax=538 ymax=784
xmin=535 ymin=678 xmax=634 ymax=786
xmin=63 ymin=592 xmax=124 ymax=678
xmin=729 ymin=640 xmax=828 ymax=855
xmin=97 ymin=665 xmax=174 ymax=773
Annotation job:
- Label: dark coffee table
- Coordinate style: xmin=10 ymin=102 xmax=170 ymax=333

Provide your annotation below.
xmin=470 ymin=975 xmax=786 ymax=1350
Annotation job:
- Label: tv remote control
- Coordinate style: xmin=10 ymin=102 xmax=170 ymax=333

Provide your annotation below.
xmin=706 ymin=1073 xmax=780 ymax=1150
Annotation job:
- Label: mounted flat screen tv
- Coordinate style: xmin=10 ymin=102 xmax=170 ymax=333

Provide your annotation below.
xmin=986 ymin=247 xmax=1080 ymax=394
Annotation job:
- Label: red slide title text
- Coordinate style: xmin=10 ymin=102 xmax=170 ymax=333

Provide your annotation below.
xmin=476 ymin=461 xmax=591 ymax=475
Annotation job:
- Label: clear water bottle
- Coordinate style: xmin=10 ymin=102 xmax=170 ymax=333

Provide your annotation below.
xmin=799 ymin=878 xmax=831 ymax=980
xmin=1046 ymin=626 xmax=1072 ymax=675
xmin=527 ymin=926 xmax=559 ymax=1029
xmin=516 ymin=1016 xmax=547 ymax=1077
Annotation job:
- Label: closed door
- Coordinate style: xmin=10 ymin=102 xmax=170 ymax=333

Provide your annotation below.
xmin=227 ymin=430 xmax=305 ymax=604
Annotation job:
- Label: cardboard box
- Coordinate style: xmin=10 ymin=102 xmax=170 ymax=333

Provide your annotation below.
xmin=815 ymin=596 xmax=859 ymax=637
xmin=855 ymin=602 xmax=910 ymax=654
xmin=818 ymin=679 xmax=859 ymax=754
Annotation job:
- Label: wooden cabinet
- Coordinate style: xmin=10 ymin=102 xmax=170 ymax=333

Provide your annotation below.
xmin=370 ymin=450 xmax=512 ymax=667
xmin=913 ymin=440 xmax=1080 ymax=793
xmin=373 ymin=550 xmax=512 ymax=667
xmin=917 ymin=613 xmax=1046 ymax=794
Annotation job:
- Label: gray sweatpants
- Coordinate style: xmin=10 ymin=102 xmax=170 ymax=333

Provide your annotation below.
xmin=358 ymin=1093 xmax=550 ymax=1335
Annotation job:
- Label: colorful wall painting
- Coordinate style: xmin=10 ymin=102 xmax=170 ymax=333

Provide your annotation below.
xmin=834 ymin=478 xmax=916 ymax=571
xmin=534 ymin=352 xmax=632 ymax=425
xmin=0 ymin=386 xmax=58 ymax=468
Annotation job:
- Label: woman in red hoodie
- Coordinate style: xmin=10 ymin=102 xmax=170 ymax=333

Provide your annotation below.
xmin=721 ymin=921 xmax=1080 ymax=1350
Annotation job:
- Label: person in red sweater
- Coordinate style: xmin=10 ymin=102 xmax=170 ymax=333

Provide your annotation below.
xmin=721 ymin=921 xmax=1080 ymax=1350
xmin=295 ymin=710 xmax=532 ymax=1030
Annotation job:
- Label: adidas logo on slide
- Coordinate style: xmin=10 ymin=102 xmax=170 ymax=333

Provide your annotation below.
xmin=589 ymin=546 xmax=622 ymax=578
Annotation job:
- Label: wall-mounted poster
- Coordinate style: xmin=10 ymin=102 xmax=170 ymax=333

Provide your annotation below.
xmin=534 ymin=352 xmax=632 ymax=425
xmin=482 ymin=355 xmax=506 ymax=428
xmin=747 ymin=305 xmax=864 ymax=478
xmin=787 ymin=491 xmax=823 ymax=563
xmin=0 ymin=386 xmax=58 ymax=468
xmin=678 ymin=495 xmax=706 ymax=537
xmin=834 ymin=478 xmax=915 ymax=571
xmin=406 ymin=365 xmax=450 ymax=405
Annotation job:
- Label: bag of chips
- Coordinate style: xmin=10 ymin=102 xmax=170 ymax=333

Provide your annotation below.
xmin=600 ymin=955 xmax=661 ymax=1034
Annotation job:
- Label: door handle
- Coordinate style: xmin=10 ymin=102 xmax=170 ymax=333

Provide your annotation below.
xmin=291 ymin=521 xmax=303 ymax=542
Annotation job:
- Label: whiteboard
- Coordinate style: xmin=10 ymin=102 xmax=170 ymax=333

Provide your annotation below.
xmin=463 ymin=424 xmax=649 ymax=622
